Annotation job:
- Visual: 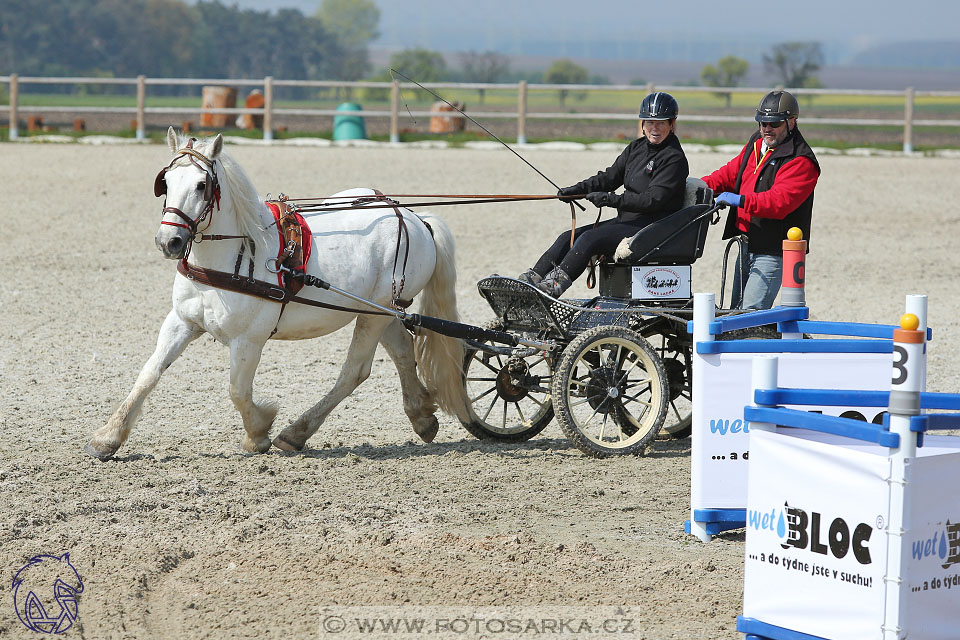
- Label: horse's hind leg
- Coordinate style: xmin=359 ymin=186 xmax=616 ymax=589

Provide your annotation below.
xmin=229 ymin=338 xmax=277 ymax=454
xmin=85 ymin=310 xmax=201 ymax=460
xmin=273 ymin=315 xmax=390 ymax=451
xmin=379 ymin=319 xmax=439 ymax=442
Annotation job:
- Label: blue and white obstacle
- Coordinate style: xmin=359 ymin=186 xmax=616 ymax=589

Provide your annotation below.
xmin=686 ymin=292 xmax=931 ymax=542
xmin=737 ymin=308 xmax=960 ymax=640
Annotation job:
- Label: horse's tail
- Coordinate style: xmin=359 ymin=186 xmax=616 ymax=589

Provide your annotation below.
xmin=414 ymin=214 xmax=470 ymax=422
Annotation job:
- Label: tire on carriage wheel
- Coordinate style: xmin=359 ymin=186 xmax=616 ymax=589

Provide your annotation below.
xmin=552 ymin=325 xmax=668 ymax=458
xmin=459 ymin=321 xmax=554 ymax=441
xmin=640 ymin=325 xmax=693 ymax=440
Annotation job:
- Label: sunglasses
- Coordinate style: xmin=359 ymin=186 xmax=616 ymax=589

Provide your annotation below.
xmin=760 ymin=120 xmax=786 ymax=129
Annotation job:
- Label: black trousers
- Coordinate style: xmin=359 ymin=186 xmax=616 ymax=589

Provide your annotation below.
xmin=532 ymin=218 xmax=651 ymax=281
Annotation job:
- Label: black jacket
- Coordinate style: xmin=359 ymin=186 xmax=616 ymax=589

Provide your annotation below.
xmin=724 ymin=128 xmax=820 ymax=254
xmin=568 ymin=132 xmax=689 ymax=223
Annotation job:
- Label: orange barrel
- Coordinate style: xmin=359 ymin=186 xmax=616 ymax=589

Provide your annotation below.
xmin=200 ymin=86 xmax=237 ymax=128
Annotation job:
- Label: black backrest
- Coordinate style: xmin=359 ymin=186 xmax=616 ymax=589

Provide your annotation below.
xmin=619 ymin=203 xmax=712 ymax=265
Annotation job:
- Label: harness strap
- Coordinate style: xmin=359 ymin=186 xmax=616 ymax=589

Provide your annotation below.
xmin=373 ymin=189 xmax=413 ymax=309
xmin=177 ymin=259 xmax=392 ymax=317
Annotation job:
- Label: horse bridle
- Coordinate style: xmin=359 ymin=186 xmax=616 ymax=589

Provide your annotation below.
xmin=154 ymin=138 xmax=222 ymax=238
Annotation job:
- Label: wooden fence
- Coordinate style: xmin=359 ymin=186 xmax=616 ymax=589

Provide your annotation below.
xmin=2 ymin=75 xmax=959 ymax=152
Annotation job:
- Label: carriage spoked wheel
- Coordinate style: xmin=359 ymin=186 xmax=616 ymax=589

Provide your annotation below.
xmin=641 ymin=327 xmax=693 ymax=440
xmin=459 ymin=322 xmax=554 ymax=441
xmin=552 ymin=326 xmax=668 ymax=458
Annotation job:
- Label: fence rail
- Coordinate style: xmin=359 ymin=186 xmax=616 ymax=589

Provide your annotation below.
xmin=3 ymin=75 xmax=959 ymax=152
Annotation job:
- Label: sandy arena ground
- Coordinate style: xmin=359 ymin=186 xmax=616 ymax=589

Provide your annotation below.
xmin=1 ymin=141 xmax=957 ymax=639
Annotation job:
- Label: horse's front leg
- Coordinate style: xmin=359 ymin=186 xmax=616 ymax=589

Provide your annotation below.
xmin=85 ymin=310 xmax=202 ymax=460
xmin=229 ymin=338 xmax=277 ymax=454
xmin=274 ymin=315 xmax=391 ymax=451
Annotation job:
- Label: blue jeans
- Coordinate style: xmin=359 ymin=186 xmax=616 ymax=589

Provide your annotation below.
xmin=732 ymin=252 xmax=783 ymax=310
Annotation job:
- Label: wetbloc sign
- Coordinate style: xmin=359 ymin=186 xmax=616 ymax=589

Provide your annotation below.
xmin=902 ymin=445 xmax=960 ymax=638
xmin=743 ymin=430 xmax=889 ymax=640
xmin=692 ymin=352 xmax=891 ymax=509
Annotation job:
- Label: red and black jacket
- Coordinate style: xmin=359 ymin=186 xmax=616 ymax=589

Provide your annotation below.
xmin=704 ymin=128 xmax=820 ymax=255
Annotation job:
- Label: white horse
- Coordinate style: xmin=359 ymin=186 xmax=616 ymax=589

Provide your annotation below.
xmin=85 ymin=127 xmax=469 ymax=459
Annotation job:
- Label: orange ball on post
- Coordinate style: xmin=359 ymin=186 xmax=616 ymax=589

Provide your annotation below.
xmin=781 ymin=227 xmax=806 ymax=307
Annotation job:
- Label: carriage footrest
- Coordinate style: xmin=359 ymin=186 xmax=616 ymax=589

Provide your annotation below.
xmin=477 ymin=275 xmax=580 ymax=336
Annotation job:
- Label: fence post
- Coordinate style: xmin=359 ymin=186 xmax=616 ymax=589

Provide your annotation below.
xmin=263 ymin=76 xmax=273 ymax=142
xmin=903 ymin=87 xmax=914 ymax=154
xmin=517 ymin=80 xmax=527 ymax=145
xmin=136 ymin=75 xmax=146 ymax=141
xmin=390 ymin=80 xmax=399 ymax=144
xmin=9 ymin=74 xmax=18 ymax=140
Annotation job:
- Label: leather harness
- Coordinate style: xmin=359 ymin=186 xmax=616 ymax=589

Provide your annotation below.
xmin=158 ymin=147 xmax=428 ymax=327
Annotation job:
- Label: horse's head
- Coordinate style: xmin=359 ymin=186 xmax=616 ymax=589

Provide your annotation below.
xmin=154 ymin=126 xmax=223 ymax=259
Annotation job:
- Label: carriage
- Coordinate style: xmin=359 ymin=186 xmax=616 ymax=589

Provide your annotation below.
xmin=455 ymin=178 xmax=758 ymax=458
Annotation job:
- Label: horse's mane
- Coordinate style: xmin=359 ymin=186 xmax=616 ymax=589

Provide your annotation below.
xmin=170 ymin=133 xmax=269 ymax=250
xmin=215 ymin=150 xmax=270 ymax=250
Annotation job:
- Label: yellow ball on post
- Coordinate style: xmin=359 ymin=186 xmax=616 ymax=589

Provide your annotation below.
xmin=900 ymin=313 xmax=920 ymax=331
xmin=787 ymin=227 xmax=803 ymax=241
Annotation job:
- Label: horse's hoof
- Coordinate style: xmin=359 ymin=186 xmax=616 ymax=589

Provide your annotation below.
xmin=413 ymin=415 xmax=439 ymax=443
xmin=242 ymin=436 xmax=272 ymax=454
xmin=84 ymin=440 xmax=119 ymax=461
xmin=272 ymin=434 xmax=303 ymax=452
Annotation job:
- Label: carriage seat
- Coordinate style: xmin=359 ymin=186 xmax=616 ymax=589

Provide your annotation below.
xmin=611 ymin=177 xmax=714 ymax=265
xmin=597 ymin=178 xmax=714 ymax=300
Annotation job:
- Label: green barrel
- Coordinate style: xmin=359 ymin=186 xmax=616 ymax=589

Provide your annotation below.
xmin=333 ymin=102 xmax=366 ymax=140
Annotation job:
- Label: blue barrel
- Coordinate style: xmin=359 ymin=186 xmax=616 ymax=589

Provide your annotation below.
xmin=333 ymin=102 xmax=366 ymax=140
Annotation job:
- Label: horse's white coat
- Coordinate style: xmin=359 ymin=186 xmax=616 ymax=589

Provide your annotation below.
xmin=85 ymin=127 xmax=468 ymax=459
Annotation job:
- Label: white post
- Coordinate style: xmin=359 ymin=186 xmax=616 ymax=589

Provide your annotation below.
xmin=749 ymin=356 xmax=779 ymax=434
xmin=136 ymin=75 xmax=146 ymax=141
xmin=903 ymin=87 xmax=914 ymax=154
xmin=517 ymin=80 xmax=527 ymax=145
xmin=390 ymin=80 xmax=399 ymax=144
xmin=689 ymin=292 xmax=716 ymax=542
xmin=881 ymin=298 xmax=926 ymax=639
xmin=263 ymin=76 xmax=273 ymax=142
xmin=9 ymin=73 xmax=18 ymax=140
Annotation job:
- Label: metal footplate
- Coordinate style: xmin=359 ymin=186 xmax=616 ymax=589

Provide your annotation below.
xmin=477 ymin=276 xmax=584 ymax=338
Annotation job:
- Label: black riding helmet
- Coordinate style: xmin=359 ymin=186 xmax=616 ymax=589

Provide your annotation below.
xmin=755 ymin=90 xmax=799 ymax=122
xmin=638 ymin=92 xmax=679 ymax=120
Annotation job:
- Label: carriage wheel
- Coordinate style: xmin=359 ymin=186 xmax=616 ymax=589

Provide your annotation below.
xmin=459 ymin=322 xmax=554 ymax=441
xmin=552 ymin=326 xmax=668 ymax=458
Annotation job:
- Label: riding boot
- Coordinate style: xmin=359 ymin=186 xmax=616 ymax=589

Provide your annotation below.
xmin=535 ymin=266 xmax=572 ymax=298
xmin=517 ymin=269 xmax=543 ymax=286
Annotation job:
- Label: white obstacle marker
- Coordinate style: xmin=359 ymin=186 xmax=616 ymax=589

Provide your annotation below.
xmin=738 ymin=306 xmax=960 ymax=640
xmin=686 ymin=292 xmax=929 ymax=542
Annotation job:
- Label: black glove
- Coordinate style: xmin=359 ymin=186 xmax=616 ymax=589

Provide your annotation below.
xmin=586 ymin=191 xmax=617 ymax=208
xmin=557 ymin=186 xmax=579 ymax=202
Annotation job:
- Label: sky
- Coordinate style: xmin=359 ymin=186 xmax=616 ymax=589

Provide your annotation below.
xmin=218 ymin=0 xmax=960 ymax=63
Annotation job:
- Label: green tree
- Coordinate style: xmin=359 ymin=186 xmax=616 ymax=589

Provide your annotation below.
xmin=543 ymin=58 xmax=588 ymax=106
xmin=763 ymin=42 xmax=824 ymax=88
xmin=458 ymin=50 xmax=509 ymax=104
xmin=391 ymin=48 xmax=448 ymax=82
xmin=700 ymin=55 xmax=749 ymax=107
xmin=315 ymin=0 xmax=379 ymax=80
xmin=390 ymin=48 xmax=448 ymax=100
